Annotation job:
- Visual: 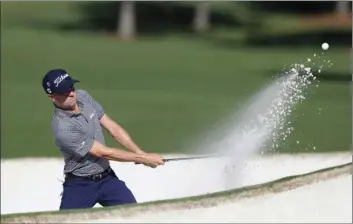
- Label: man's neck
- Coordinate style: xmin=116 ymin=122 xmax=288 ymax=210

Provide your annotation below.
xmin=73 ymin=104 xmax=80 ymax=113
xmin=54 ymin=103 xmax=80 ymax=114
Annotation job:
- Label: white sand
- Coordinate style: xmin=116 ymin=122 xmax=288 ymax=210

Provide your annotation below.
xmin=90 ymin=174 xmax=352 ymax=223
xmin=1 ymin=152 xmax=351 ymax=217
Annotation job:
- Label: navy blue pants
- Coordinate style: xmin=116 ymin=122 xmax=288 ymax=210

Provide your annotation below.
xmin=59 ymin=170 xmax=137 ymax=210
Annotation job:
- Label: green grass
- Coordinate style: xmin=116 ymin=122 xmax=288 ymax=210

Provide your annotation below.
xmin=1 ymin=2 xmax=351 ymax=158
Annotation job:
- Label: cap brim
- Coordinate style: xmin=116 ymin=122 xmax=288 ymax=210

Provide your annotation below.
xmin=54 ymin=79 xmax=80 ymax=94
xmin=72 ymin=79 xmax=80 ymax=84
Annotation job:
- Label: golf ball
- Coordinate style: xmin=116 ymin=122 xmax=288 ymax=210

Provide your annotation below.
xmin=321 ymin=42 xmax=329 ymax=50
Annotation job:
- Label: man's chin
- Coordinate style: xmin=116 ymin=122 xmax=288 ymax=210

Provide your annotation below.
xmin=62 ymin=104 xmax=76 ymax=111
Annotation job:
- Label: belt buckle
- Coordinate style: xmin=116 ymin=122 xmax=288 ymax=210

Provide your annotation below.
xmin=92 ymin=174 xmax=102 ymax=181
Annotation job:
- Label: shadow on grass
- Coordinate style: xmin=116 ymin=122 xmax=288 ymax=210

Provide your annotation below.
xmin=21 ymin=1 xmax=351 ymax=51
xmin=246 ymin=29 xmax=352 ymax=48
xmin=267 ymin=69 xmax=351 ymax=83
xmin=316 ymin=73 xmax=352 ymax=82
xmin=202 ymin=29 xmax=352 ymax=50
xmin=251 ymin=1 xmax=348 ymax=15
xmin=51 ymin=2 xmax=241 ymax=37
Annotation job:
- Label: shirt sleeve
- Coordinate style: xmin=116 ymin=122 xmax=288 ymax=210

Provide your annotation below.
xmin=77 ymin=90 xmax=105 ymax=120
xmin=55 ymin=127 xmax=95 ymax=158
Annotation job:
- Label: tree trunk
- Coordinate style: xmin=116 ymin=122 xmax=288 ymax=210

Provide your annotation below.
xmin=335 ymin=1 xmax=350 ymax=14
xmin=118 ymin=1 xmax=136 ymax=40
xmin=192 ymin=1 xmax=211 ymax=33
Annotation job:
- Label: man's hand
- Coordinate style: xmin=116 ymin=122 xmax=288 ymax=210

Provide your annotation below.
xmin=140 ymin=153 xmax=165 ymax=168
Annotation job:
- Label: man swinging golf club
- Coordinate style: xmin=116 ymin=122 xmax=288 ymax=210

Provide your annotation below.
xmin=42 ymin=68 xmax=165 ymax=210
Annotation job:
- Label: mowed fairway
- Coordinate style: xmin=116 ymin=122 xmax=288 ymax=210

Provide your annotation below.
xmin=1 ymin=2 xmax=351 ymax=158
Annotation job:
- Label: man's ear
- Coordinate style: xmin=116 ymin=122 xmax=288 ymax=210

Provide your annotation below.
xmin=48 ymin=94 xmax=55 ymax=101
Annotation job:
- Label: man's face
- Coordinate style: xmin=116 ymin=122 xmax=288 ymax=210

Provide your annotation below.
xmin=49 ymin=87 xmax=77 ymax=110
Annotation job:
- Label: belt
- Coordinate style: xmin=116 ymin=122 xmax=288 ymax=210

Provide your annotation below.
xmin=65 ymin=167 xmax=113 ymax=182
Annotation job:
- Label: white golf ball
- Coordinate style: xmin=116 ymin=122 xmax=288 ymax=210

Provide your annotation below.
xmin=321 ymin=42 xmax=329 ymax=50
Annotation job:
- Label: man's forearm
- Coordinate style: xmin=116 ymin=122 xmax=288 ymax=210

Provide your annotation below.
xmin=102 ymin=147 xmax=146 ymax=163
xmin=111 ymin=126 xmax=144 ymax=153
xmin=100 ymin=114 xmax=145 ymax=153
xmin=87 ymin=140 xmax=146 ymax=163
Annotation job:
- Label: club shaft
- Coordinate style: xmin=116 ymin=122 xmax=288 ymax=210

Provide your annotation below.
xmin=163 ymin=156 xmax=211 ymax=162
xmin=134 ymin=155 xmax=218 ymax=165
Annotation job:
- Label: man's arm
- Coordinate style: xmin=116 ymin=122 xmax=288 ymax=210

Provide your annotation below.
xmin=89 ymin=140 xmax=150 ymax=164
xmin=99 ymin=114 xmax=145 ymax=154
xmin=77 ymin=90 xmax=145 ymax=154
xmin=89 ymin=141 xmax=164 ymax=168
xmin=55 ymin=127 xmax=164 ymax=168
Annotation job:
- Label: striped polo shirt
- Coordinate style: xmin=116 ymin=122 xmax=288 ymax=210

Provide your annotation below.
xmin=51 ymin=89 xmax=110 ymax=176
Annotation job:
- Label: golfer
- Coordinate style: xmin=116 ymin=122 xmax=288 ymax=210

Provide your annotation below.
xmin=42 ymin=68 xmax=165 ymax=210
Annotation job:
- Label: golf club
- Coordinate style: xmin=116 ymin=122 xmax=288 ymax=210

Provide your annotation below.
xmin=134 ymin=155 xmax=222 ymax=165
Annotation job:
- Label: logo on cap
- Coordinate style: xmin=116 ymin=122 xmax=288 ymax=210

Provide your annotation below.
xmin=54 ymin=74 xmax=69 ymax=87
xmin=42 ymin=68 xmax=79 ymax=94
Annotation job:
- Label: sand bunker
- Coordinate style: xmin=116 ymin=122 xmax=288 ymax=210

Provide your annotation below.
xmin=86 ymin=174 xmax=352 ymax=223
xmin=1 ymin=152 xmax=351 ymax=216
